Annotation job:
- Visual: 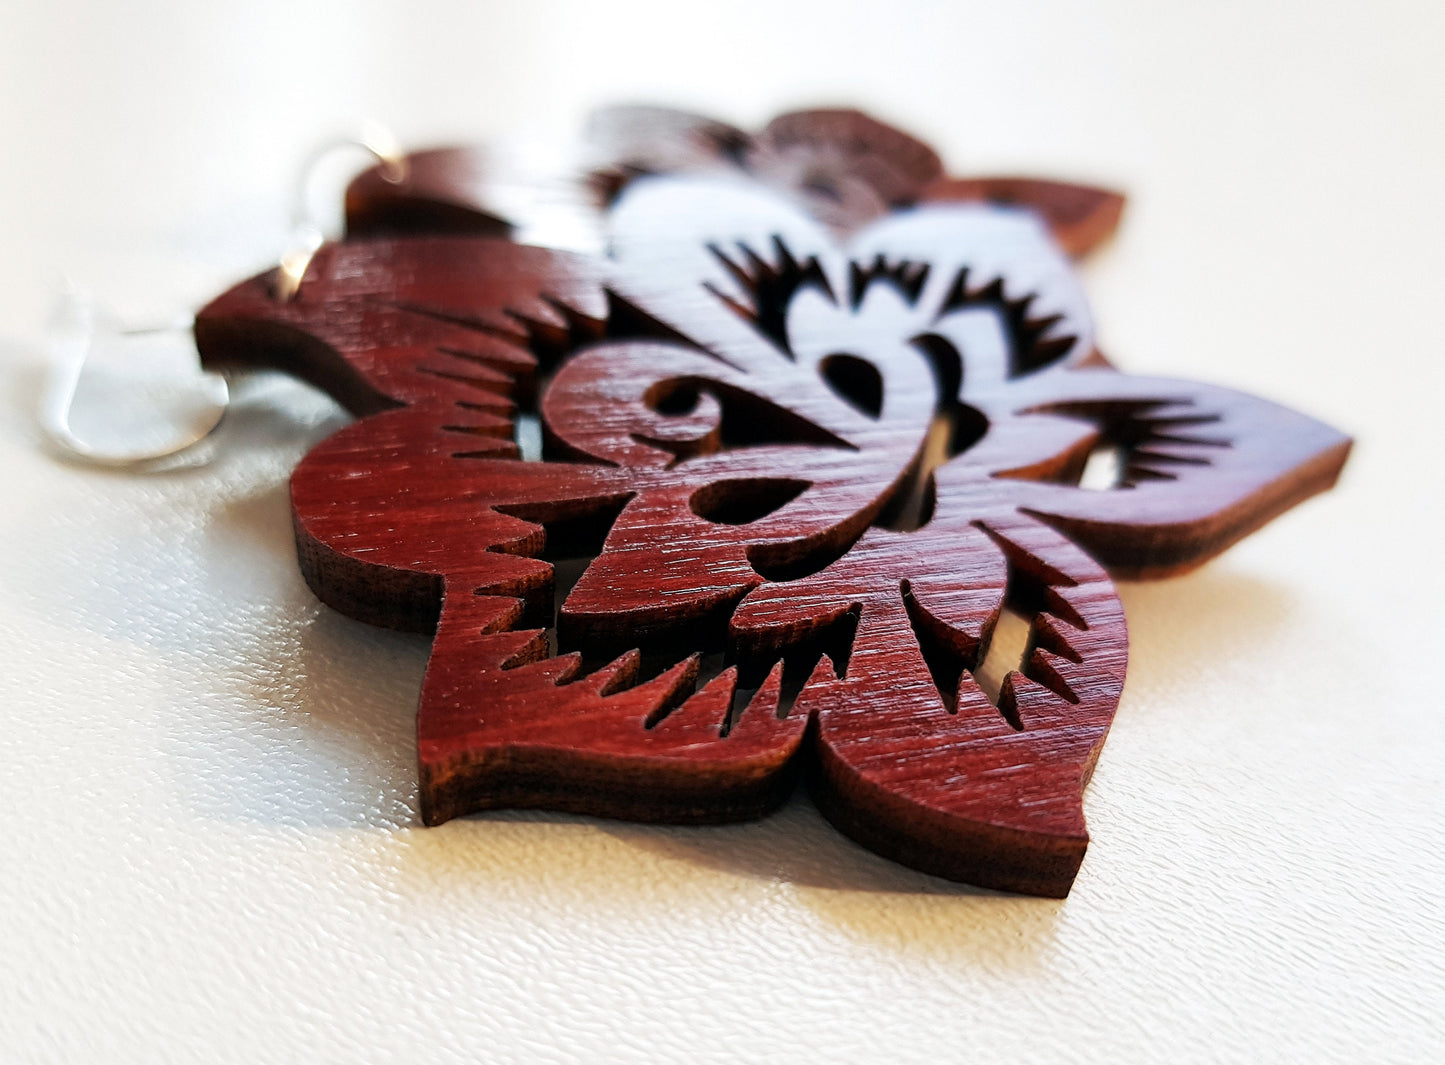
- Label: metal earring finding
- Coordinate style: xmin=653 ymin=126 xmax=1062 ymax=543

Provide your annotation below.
xmin=39 ymin=126 xmax=407 ymax=468
xmin=39 ymin=287 xmax=230 ymax=469
xmin=273 ymin=125 xmax=408 ymax=302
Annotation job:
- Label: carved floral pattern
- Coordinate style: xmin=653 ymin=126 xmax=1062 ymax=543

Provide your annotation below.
xmin=197 ymin=110 xmax=1349 ymax=896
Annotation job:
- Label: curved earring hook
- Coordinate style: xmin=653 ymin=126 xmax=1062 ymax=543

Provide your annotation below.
xmin=38 ymin=287 xmax=230 ymax=469
xmin=41 ymin=125 xmax=406 ymax=468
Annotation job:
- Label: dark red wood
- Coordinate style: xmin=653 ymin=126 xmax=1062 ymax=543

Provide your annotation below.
xmin=196 ymin=111 xmax=1348 ymax=897
xmin=346 ymin=105 xmax=1121 ymax=253
xmin=922 ymin=177 xmax=1126 ymax=258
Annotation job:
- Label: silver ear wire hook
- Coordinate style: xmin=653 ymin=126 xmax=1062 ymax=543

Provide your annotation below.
xmin=41 ymin=124 xmax=406 ymax=468
xmin=38 ymin=284 xmax=230 ymax=469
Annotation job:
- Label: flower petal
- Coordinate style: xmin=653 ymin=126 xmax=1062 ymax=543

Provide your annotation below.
xmin=922 ymin=177 xmax=1126 ymax=258
xmin=731 ymin=514 xmax=1126 ymax=897
xmin=964 ymin=368 xmax=1352 ymax=578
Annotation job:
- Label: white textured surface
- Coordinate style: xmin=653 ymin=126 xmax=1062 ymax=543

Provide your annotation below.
xmin=2 ymin=2 xmax=1443 ymax=1061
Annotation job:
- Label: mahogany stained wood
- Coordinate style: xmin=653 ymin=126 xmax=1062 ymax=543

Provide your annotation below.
xmin=196 ymin=109 xmax=1349 ymax=897
xmin=922 ymin=177 xmax=1126 ymax=258
xmin=346 ymin=106 xmax=1125 ymax=255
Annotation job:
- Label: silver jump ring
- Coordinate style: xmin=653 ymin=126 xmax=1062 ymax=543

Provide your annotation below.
xmin=273 ymin=124 xmax=409 ymax=301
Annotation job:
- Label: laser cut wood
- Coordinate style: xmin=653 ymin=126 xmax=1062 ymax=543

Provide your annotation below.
xmin=196 ymin=109 xmax=1349 ymax=897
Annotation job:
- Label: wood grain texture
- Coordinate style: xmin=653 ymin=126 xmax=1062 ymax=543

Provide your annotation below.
xmin=197 ymin=115 xmax=1348 ymax=897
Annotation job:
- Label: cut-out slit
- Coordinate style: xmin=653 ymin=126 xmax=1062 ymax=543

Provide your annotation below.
xmin=637 ymin=378 xmax=856 ymax=458
xmin=691 ymin=477 xmax=810 ymax=525
xmin=934 ymin=266 xmax=1079 ymax=377
xmin=874 ymin=402 xmax=988 ymax=536
xmin=1028 ymin=398 xmax=1227 ymax=490
xmin=904 ymin=531 xmax=1088 ymax=726
xmin=734 ymin=604 xmax=858 ymax=724
xmin=819 ymin=353 xmax=884 ymax=419
xmin=513 ymin=412 xmax=543 ymax=461
xmin=494 ymin=494 xmax=636 ymax=564
xmin=603 ymin=288 xmax=724 ymax=360
xmin=973 ymin=608 xmax=1032 ymax=721
xmin=705 ymin=237 xmax=835 ymax=355
xmin=901 ymin=578 xmax=1028 ymax=722
xmin=849 ymin=255 xmax=929 ymax=308
xmin=651 ymin=384 xmax=700 ymax=416
xmin=1078 ymin=443 xmax=1126 ymax=490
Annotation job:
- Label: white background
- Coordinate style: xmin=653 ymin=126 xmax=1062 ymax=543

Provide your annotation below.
xmin=1 ymin=2 xmax=1442 ymax=1061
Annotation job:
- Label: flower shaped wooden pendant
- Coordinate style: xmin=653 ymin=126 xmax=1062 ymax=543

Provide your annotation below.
xmin=196 ymin=109 xmax=1349 ymax=896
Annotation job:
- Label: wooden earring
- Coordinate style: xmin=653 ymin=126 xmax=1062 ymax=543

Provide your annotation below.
xmin=194 ymin=107 xmax=1349 ymax=897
